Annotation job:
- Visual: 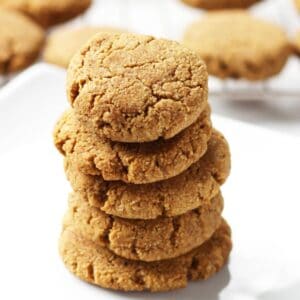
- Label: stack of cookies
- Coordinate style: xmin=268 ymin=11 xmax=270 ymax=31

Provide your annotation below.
xmin=53 ymin=33 xmax=232 ymax=292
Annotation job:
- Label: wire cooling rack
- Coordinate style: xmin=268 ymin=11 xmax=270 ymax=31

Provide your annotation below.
xmin=1 ymin=0 xmax=300 ymax=101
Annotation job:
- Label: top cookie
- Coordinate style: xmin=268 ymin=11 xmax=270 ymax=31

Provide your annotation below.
xmin=181 ymin=0 xmax=260 ymax=9
xmin=0 ymin=8 xmax=44 ymax=74
xmin=67 ymin=32 xmax=208 ymax=143
xmin=44 ymin=27 xmax=125 ymax=68
xmin=0 ymin=0 xmax=91 ymax=27
xmin=183 ymin=11 xmax=291 ymax=80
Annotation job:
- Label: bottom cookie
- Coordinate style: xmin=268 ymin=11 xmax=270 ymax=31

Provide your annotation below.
xmin=59 ymin=220 xmax=232 ymax=292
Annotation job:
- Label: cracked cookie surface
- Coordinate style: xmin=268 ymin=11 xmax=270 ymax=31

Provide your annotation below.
xmin=0 ymin=0 xmax=91 ymax=27
xmin=183 ymin=11 xmax=291 ymax=80
xmin=53 ymin=107 xmax=212 ymax=184
xmin=63 ymin=192 xmax=223 ymax=262
xmin=181 ymin=0 xmax=260 ymax=9
xmin=67 ymin=32 xmax=208 ymax=143
xmin=0 ymin=8 xmax=44 ymax=74
xmin=60 ymin=219 xmax=231 ymax=292
xmin=44 ymin=27 xmax=125 ymax=68
xmin=65 ymin=129 xmax=230 ymax=219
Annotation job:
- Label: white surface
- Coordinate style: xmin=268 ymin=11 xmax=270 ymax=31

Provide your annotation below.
xmin=0 ymin=65 xmax=300 ymax=299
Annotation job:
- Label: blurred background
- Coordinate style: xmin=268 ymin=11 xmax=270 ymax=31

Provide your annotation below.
xmin=1 ymin=0 xmax=300 ymax=136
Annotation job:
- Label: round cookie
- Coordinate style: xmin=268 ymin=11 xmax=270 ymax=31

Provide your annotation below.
xmin=65 ymin=130 xmax=230 ymax=219
xmin=0 ymin=0 xmax=91 ymax=27
xmin=64 ymin=192 xmax=223 ymax=262
xmin=181 ymin=0 xmax=260 ymax=9
xmin=60 ymin=219 xmax=232 ymax=292
xmin=0 ymin=8 xmax=44 ymax=74
xmin=54 ymin=107 xmax=212 ymax=184
xmin=183 ymin=11 xmax=291 ymax=80
xmin=67 ymin=32 xmax=208 ymax=143
xmin=44 ymin=27 xmax=125 ymax=68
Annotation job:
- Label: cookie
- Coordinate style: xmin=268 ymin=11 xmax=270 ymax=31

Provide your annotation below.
xmin=67 ymin=32 xmax=208 ymax=143
xmin=0 ymin=8 xmax=44 ymax=74
xmin=63 ymin=192 xmax=223 ymax=262
xmin=44 ymin=27 xmax=125 ymax=68
xmin=181 ymin=0 xmax=260 ymax=9
xmin=60 ymin=219 xmax=231 ymax=292
xmin=183 ymin=11 xmax=291 ymax=80
xmin=65 ymin=130 xmax=230 ymax=219
xmin=54 ymin=107 xmax=212 ymax=184
xmin=0 ymin=0 xmax=91 ymax=27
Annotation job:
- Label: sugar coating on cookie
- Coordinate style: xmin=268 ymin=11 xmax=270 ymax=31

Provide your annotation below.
xmin=60 ymin=220 xmax=232 ymax=292
xmin=0 ymin=0 xmax=91 ymax=27
xmin=53 ymin=107 xmax=212 ymax=184
xmin=44 ymin=27 xmax=125 ymax=68
xmin=181 ymin=0 xmax=260 ymax=9
xmin=67 ymin=32 xmax=208 ymax=143
xmin=183 ymin=11 xmax=291 ymax=80
xmin=0 ymin=8 xmax=44 ymax=74
xmin=63 ymin=192 xmax=223 ymax=262
xmin=65 ymin=130 xmax=230 ymax=219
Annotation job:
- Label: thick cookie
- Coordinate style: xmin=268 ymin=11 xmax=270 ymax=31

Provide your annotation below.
xmin=64 ymin=192 xmax=223 ymax=262
xmin=183 ymin=11 xmax=291 ymax=80
xmin=0 ymin=0 xmax=91 ymax=27
xmin=65 ymin=130 xmax=230 ymax=219
xmin=67 ymin=32 xmax=208 ymax=143
xmin=0 ymin=8 xmax=44 ymax=74
xmin=60 ymin=219 xmax=232 ymax=292
xmin=54 ymin=107 xmax=212 ymax=184
xmin=181 ymin=0 xmax=260 ymax=9
xmin=44 ymin=27 xmax=125 ymax=68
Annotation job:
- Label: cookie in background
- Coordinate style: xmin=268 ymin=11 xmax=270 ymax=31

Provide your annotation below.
xmin=183 ymin=10 xmax=291 ymax=81
xmin=295 ymin=0 xmax=300 ymax=12
xmin=181 ymin=0 xmax=260 ymax=9
xmin=0 ymin=8 xmax=44 ymax=74
xmin=44 ymin=27 xmax=125 ymax=68
xmin=0 ymin=0 xmax=92 ymax=27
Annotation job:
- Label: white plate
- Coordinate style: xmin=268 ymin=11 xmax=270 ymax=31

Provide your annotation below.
xmin=0 ymin=64 xmax=300 ymax=300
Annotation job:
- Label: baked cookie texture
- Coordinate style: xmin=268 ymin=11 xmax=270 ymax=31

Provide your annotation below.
xmin=64 ymin=192 xmax=223 ymax=262
xmin=67 ymin=32 xmax=208 ymax=143
xmin=60 ymin=220 xmax=232 ymax=292
xmin=54 ymin=32 xmax=232 ymax=292
xmin=181 ymin=0 xmax=260 ymax=9
xmin=44 ymin=27 xmax=125 ymax=68
xmin=0 ymin=8 xmax=44 ymax=74
xmin=0 ymin=0 xmax=91 ymax=27
xmin=183 ymin=11 xmax=291 ymax=80
xmin=54 ymin=107 xmax=212 ymax=184
xmin=64 ymin=130 xmax=230 ymax=219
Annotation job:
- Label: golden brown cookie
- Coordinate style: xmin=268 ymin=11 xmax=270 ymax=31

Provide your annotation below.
xmin=60 ymin=219 xmax=232 ymax=292
xmin=0 ymin=8 xmax=44 ymax=74
xmin=0 ymin=0 xmax=91 ymax=27
xmin=44 ymin=27 xmax=125 ymax=68
xmin=54 ymin=107 xmax=212 ymax=184
xmin=183 ymin=11 xmax=291 ymax=80
xmin=67 ymin=32 xmax=208 ymax=143
xmin=65 ymin=130 xmax=230 ymax=219
xmin=181 ymin=0 xmax=260 ymax=9
xmin=63 ymin=192 xmax=223 ymax=262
